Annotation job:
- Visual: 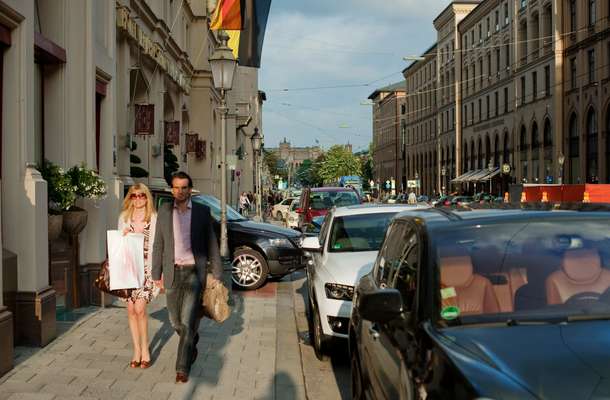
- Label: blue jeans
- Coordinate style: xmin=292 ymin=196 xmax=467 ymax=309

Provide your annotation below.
xmin=166 ymin=268 xmax=202 ymax=374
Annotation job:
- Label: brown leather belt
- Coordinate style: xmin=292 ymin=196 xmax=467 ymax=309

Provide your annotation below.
xmin=174 ymin=264 xmax=196 ymax=270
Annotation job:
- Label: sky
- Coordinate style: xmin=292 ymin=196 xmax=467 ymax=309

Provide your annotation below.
xmin=258 ymin=0 xmax=450 ymax=153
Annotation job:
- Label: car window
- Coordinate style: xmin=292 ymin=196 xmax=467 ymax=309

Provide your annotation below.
xmin=375 ymin=221 xmax=409 ymax=287
xmin=310 ymin=190 xmax=359 ymax=210
xmin=388 ymin=224 xmax=419 ymax=311
xmin=328 ymin=212 xmax=397 ymax=252
xmin=318 ymin=212 xmax=333 ymax=245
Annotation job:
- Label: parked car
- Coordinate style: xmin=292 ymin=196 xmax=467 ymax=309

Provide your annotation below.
xmin=272 ymin=197 xmax=297 ymax=221
xmin=154 ymin=191 xmax=304 ymax=290
xmin=285 ymin=200 xmax=300 ymax=229
xmin=297 ymin=187 xmax=361 ymax=230
xmin=350 ymin=206 xmax=610 ymax=399
xmin=450 ymin=195 xmax=473 ymax=207
xmin=302 ymin=204 xmax=426 ymax=360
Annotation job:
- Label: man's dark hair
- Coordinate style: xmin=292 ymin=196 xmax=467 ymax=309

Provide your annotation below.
xmin=171 ymin=171 xmax=193 ymax=188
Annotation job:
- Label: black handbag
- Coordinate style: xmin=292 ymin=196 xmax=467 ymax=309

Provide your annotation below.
xmin=93 ymin=259 xmax=134 ymax=299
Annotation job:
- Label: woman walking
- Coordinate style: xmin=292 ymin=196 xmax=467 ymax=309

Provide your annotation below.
xmin=118 ymin=184 xmax=159 ymax=369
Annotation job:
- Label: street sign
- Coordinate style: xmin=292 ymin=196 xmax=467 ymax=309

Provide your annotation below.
xmin=407 ymin=180 xmax=420 ymax=188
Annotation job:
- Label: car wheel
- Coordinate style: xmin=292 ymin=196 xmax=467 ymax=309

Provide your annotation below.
xmin=231 ymin=247 xmax=269 ymax=290
xmin=311 ymin=298 xmax=330 ymax=361
xmin=351 ymin=349 xmax=365 ymax=400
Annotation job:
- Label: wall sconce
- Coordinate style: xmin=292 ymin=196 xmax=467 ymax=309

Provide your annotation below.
xmin=151 ymin=143 xmax=162 ymax=157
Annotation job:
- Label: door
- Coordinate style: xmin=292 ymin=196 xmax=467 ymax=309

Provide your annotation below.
xmin=308 ymin=211 xmax=332 ymax=301
xmin=363 ymin=220 xmax=419 ymax=400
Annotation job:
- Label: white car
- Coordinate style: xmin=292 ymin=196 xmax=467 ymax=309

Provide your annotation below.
xmin=301 ymin=204 xmax=427 ymax=360
xmin=271 ymin=197 xmax=297 ymax=220
xmin=285 ymin=200 xmax=300 ymax=229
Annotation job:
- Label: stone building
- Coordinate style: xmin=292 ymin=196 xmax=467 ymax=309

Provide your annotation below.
xmin=268 ymin=138 xmax=323 ymax=170
xmin=399 ymin=0 xmax=610 ymax=197
xmin=0 ymin=0 xmax=263 ymax=378
xmin=369 ymin=81 xmax=406 ymax=190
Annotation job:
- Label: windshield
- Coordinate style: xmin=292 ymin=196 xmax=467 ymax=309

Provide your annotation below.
xmin=193 ymin=195 xmax=244 ymax=221
xmin=329 ymin=212 xmax=397 ymax=252
xmin=310 ymin=190 xmax=360 ymax=210
xmin=433 ymin=217 xmax=610 ymax=325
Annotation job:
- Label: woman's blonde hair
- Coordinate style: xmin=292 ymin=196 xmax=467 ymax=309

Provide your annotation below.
xmin=121 ymin=183 xmax=155 ymax=223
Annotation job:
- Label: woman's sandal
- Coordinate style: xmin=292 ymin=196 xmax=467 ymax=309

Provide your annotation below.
xmin=140 ymin=360 xmax=151 ymax=369
xmin=129 ymin=360 xmax=141 ymax=368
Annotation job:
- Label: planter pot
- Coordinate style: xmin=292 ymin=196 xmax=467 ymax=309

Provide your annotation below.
xmin=48 ymin=214 xmax=64 ymax=241
xmin=62 ymin=207 xmax=88 ymax=235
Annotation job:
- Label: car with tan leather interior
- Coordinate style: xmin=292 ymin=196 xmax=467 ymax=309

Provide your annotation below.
xmin=349 ymin=204 xmax=610 ymax=400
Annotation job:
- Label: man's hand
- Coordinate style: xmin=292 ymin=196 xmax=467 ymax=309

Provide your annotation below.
xmin=154 ymin=280 xmax=164 ymax=291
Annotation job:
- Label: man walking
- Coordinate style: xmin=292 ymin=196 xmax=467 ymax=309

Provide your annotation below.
xmin=152 ymin=171 xmax=222 ymax=383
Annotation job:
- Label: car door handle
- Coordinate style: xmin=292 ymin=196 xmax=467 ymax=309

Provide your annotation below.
xmin=368 ymin=324 xmax=380 ymax=340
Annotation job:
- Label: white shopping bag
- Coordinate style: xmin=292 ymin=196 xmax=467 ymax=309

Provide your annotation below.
xmin=107 ymin=230 xmax=145 ymax=291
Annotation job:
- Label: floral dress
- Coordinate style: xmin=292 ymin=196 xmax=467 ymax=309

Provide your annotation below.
xmin=122 ymin=222 xmax=160 ymax=303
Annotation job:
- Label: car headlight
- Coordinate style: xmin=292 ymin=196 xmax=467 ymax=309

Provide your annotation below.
xmin=268 ymin=238 xmax=294 ymax=248
xmin=325 ymin=283 xmax=354 ymax=300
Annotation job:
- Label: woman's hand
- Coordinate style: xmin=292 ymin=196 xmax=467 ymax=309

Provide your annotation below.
xmin=122 ymin=227 xmax=133 ymax=236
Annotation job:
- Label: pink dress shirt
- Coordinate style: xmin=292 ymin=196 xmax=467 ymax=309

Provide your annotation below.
xmin=173 ymin=199 xmax=196 ymax=266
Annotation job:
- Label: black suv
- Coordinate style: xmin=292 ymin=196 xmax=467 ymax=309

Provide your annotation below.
xmin=155 ymin=191 xmax=305 ymax=290
xmin=350 ymin=205 xmax=610 ymax=399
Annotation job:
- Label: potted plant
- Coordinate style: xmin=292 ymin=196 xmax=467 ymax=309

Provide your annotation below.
xmin=62 ymin=164 xmax=107 ymax=235
xmin=38 ymin=160 xmax=77 ymax=241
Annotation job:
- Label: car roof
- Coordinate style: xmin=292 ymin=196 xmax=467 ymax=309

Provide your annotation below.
xmin=331 ymin=204 xmax=428 ymax=217
xmin=393 ymin=204 xmax=610 ymax=232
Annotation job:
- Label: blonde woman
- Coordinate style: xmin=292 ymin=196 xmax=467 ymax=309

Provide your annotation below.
xmin=118 ymin=183 xmax=159 ymax=369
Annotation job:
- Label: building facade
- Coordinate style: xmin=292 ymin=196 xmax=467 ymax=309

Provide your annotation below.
xmin=0 ymin=0 xmax=263 ymax=377
xmin=398 ymin=0 xmax=610 ymax=198
xmin=369 ymin=82 xmax=406 ymax=191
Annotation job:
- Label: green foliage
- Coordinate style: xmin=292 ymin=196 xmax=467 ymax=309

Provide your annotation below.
xmin=263 ymin=150 xmax=287 ymax=180
xmin=130 ymin=154 xmax=142 ymax=164
xmin=131 ymin=166 xmax=149 ymax=178
xmin=65 ymin=164 xmax=107 ymax=200
xmin=130 ymin=140 xmax=137 ymax=151
xmin=317 ymin=145 xmax=361 ymax=183
xmin=38 ymin=159 xmax=76 ymax=212
xmin=164 ymin=145 xmax=180 ymax=186
xmin=360 ymin=145 xmax=374 ymax=188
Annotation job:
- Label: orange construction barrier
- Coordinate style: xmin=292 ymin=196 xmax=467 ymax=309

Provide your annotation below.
xmin=583 ymin=191 xmax=591 ymax=203
xmin=541 ymin=192 xmax=549 ymax=202
xmin=504 ymin=192 xmax=509 ymax=203
xmin=520 ymin=192 xmax=527 ymax=202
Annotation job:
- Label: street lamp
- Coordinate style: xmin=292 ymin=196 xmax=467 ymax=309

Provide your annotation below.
xmin=558 ymin=153 xmax=565 ymax=185
xmin=209 ymin=31 xmax=237 ymax=259
xmin=251 ymin=128 xmax=263 ymax=220
xmin=441 ymin=166 xmax=447 ymax=196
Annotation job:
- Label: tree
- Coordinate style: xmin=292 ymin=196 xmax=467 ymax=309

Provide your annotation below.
xmin=317 ymin=145 xmax=361 ymax=183
xmin=163 ymin=145 xmax=180 ymax=186
xmin=263 ymin=149 xmax=287 ymax=180
xmin=295 ymin=159 xmax=315 ymax=187
xmin=360 ymin=143 xmax=374 ymax=189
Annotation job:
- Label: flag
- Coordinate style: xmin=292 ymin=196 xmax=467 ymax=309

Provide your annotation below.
xmin=210 ymin=0 xmax=243 ymax=30
xmin=238 ymin=0 xmax=272 ymax=68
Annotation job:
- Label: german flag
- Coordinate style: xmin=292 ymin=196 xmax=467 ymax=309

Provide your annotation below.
xmin=210 ymin=0 xmax=243 ymax=30
xmin=212 ymin=0 xmax=271 ymax=68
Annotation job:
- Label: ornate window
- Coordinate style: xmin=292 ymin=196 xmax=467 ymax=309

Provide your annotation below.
xmin=586 ymin=108 xmax=599 ymax=183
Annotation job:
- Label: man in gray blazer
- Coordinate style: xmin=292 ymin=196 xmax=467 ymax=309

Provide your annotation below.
xmin=152 ymin=171 xmax=222 ymax=383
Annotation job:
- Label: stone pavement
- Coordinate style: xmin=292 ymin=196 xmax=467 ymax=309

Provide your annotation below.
xmin=0 ymin=278 xmax=307 ymax=400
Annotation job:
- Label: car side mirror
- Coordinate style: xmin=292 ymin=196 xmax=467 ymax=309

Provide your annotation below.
xmin=358 ymin=288 xmax=403 ymax=323
xmin=301 ymin=236 xmax=322 ymax=252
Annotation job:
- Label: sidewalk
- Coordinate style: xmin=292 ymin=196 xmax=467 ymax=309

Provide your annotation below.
xmin=0 ymin=278 xmax=306 ymax=400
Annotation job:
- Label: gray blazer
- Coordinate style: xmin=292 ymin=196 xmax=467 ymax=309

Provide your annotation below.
xmin=151 ymin=200 xmax=222 ymax=290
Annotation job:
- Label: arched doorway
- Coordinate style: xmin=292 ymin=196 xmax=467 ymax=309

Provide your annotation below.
xmin=586 ymin=108 xmax=599 ymax=183
xmin=520 ymin=125 xmax=528 ymax=182
xmin=477 ymin=137 xmax=483 ymax=169
xmin=543 ymin=118 xmax=552 ymax=181
xmin=531 ymin=121 xmax=540 ymax=183
xmin=568 ymin=113 xmax=580 ymax=183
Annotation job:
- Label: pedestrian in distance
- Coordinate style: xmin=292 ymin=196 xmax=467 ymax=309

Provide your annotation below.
xmin=152 ymin=171 xmax=223 ymax=384
xmin=239 ymin=191 xmax=251 ymax=216
xmin=118 ymin=183 xmax=159 ymax=369
xmin=408 ymin=190 xmax=417 ymax=204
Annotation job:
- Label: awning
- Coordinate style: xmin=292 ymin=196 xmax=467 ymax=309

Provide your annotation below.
xmin=451 ymin=169 xmax=480 ymax=183
xmin=477 ymin=167 xmax=501 ymax=181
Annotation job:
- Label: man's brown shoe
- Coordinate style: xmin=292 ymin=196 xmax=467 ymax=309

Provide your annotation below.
xmin=175 ymin=372 xmax=188 ymax=384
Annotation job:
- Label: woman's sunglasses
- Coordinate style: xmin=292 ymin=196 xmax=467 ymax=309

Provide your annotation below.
xmin=130 ymin=193 xmax=147 ymax=200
